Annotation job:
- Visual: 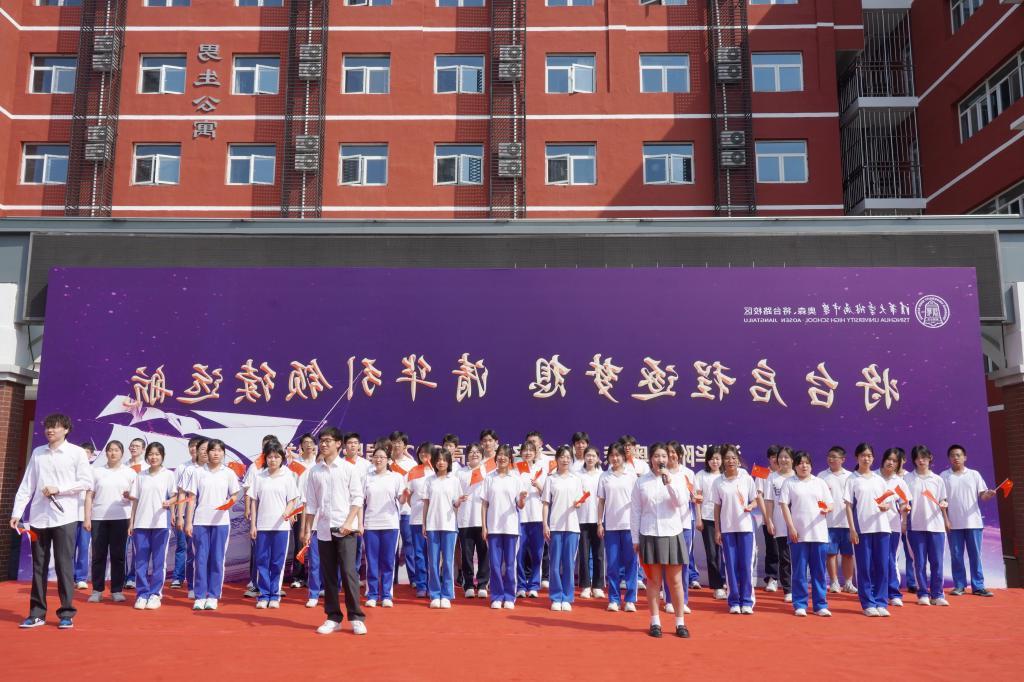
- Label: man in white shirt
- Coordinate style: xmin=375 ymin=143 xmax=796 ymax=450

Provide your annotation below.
xmin=942 ymin=444 xmax=997 ymax=597
xmin=302 ymin=427 xmax=366 ymax=635
xmin=10 ymin=414 xmax=94 ymax=629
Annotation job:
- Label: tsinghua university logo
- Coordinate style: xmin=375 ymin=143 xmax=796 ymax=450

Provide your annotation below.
xmin=915 ymin=295 xmax=951 ymax=329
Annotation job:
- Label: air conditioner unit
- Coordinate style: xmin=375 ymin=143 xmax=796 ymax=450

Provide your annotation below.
xmin=92 ymin=53 xmax=115 ymax=72
xmin=497 ymin=159 xmax=523 ymax=178
xmin=720 ymin=149 xmax=747 ymax=168
xmin=93 ymin=35 xmax=116 ymax=54
xmin=716 ymin=46 xmax=742 ymax=64
xmin=294 ymin=154 xmax=319 ymax=172
xmin=499 ymin=45 xmax=523 ymax=62
xmin=84 ymin=142 xmax=111 ymax=161
xmin=716 ymin=63 xmax=742 ymax=82
xmin=719 ymin=130 xmax=745 ymax=148
xmin=298 ymin=44 xmax=323 ymax=62
xmin=498 ymin=142 xmax=522 ymax=158
xmin=498 ymin=62 xmax=523 ymax=80
xmin=86 ymin=125 xmax=113 ymax=143
xmin=298 ymin=62 xmax=322 ymax=80
xmin=295 ymin=135 xmax=319 ymax=153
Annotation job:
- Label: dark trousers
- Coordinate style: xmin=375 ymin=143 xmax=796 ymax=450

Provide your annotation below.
xmin=30 ymin=522 xmax=77 ymax=620
xmin=288 ymin=520 xmax=306 ymax=582
xmin=699 ymin=520 xmax=725 ymax=589
xmin=318 ymin=533 xmax=365 ymax=624
xmin=577 ymin=523 xmax=605 ymax=588
xmin=776 ymin=535 xmax=792 ymax=593
xmin=762 ymin=524 xmax=779 ymax=581
xmin=458 ymin=526 xmax=490 ymax=589
xmin=91 ymin=518 xmax=129 ymax=593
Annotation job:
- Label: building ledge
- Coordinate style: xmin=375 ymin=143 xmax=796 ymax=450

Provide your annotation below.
xmin=841 ymin=97 xmax=918 ymax=126
xmin=0 ymin=364 xmax=38 ymax=386
xmin=863 ymin=0 xmax=912 ymax=9
xmin=1012 ymin=114 xmax=1024 ymax=132
xmin=992 ymin=365 xmax=1024 ymax=388
xmin=850 ymin=198 xmax=927 ymax=214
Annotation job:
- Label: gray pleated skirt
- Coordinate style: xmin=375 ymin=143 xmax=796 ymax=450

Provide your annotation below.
xmin=639 ymin=533 xmax=687 ymax=566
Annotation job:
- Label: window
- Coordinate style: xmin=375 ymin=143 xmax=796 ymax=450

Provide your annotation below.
xmin=38 ymin=0 xmax=82 ymax=5
xmin=643 ymin=143 xmax=694 ymax=184
xmin=22 ymin=144 xmax=69 ymax=184
xmin=750 ymin=0 xmax=797 ymax=5
xmin=345 ymin=0 xmax=391 ymax=4
xmin=546 ymin=144 xmax=596 ymax=185
xmin=233 ymin=56 xmax=280 ymax=95
xmin=438 ymin=0 xmax=485 ymax=6
xmin=959 ymin=50 xmax=1023 ymax=141
xmin=140 ymin=56 xmax=186 ymax=94
xmin=435 ymin=144 xmax=483 ymax=185
xmin=951 ymin=0 xmax=983 ymax=33
xmin=228 ymin=145 xmax=276 ymax=185
xmin=30 ymin=56 xmax=76 ymax=94
xmin=343 ymin=56 xmax=390 ymax=94
xmin=435 ymin=55 xmax=484 ymax=94
xmin=237 ymin=0 xmax=283 ymax=6
xmin=133 ymin=144 xmax=181 ymax=185
xmin=549 ymin=0 xmax=594 ymax=5
xmin=340 ymin=145 xmax=388 ymax=185
xmin=145 ymin=0 xmax=190 ymax=5
xmin=974 ymin=179 xmax=1024 ymax=216
xmin=639 ymin=54 xmax=689 ymax=93
xmin=546 ymin=55 xmax=595 ymax=94
xmin=752 ymin=53 xmax=803 ymax=92
xmin=755 ymin=141 xmax=807 ymax=183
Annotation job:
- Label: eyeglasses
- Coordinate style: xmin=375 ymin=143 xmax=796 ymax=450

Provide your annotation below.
xmin=319 ymin=438 xmax=337 ymax=444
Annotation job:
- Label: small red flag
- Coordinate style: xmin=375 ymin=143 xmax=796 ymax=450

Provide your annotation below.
xmin=172 ymin=495 xmax=188 ymax=508
xmin=470 ymin=467 xmax=485 ymax=487
xmin=547 ymin=460 xmax=558 ymax=473
xmin=483 ymin=458 xmax=497 ymax=473
xmin=215 ymin=498 xmax=235 ymax=511
xmin=922 ymin=489 xmax=940 ymax=506
xmin=817 ymin=501 xmax=829 ymax=511
xmin=533 ymin=468 xmax=544 ymax=482
xmin=575 ymin=491 xmax=591 ymax=506
xmin=893 ymin=486 xmax=909 ymax=504
xmin=296 ymin=543 xmax=310 ymax=565
xmin=875 ymin=490 xmax=895 ymax=504
xmin=130 ymin=463 xmax=142 ymax=473
xmin=997 ymin=478 xmax=1014 ymax=498
xmin=751 ymin=464 xmax=770 ymax=480
xmin=514 ymin=461 xmax=531 ymax=475
xmin=254 ymin=454 xmax=265 ymax=469
xmin=287 ymin=461 xmax=306 ymax=476
xmin=284 ymin=505 xmax=305 ymax=520
xmin=390 ymin=461 xmax=409 ymax=475
xmin=407 ymin=464 xmax=428 ymax=482
xmin=737 ymin=490 xmax=746 ymax=507
xmin=17 ymin=527 xmax=38 ymax=542
xmin=226 ymin=461 xmax=246 ymax=479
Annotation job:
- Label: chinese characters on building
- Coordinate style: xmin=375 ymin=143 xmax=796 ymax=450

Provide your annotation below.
xmin=192 ymin=44 xmax=222 ymax=139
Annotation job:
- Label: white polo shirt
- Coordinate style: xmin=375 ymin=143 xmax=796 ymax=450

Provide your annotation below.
xmin=629 ymin=470 xmax=688 ymax=545
xmin=481 ymin=472 xmax=523 ymax=535
xmin=779 ymin=475 xmax=832 ymax=544
xmin=248 ymin=468 xmax=300 ymax=532
xmin=941 ymin=467 xmax=989 ymax=530
xmin=363 ymin=469 xmax=403 ymax=531
xmin=91 ymin=465 xmax=136 ymax=521
xmin=818 ymin=468 xmax=853 ymax=529
xmin=131 ymin=468 xmax=177 ymax=530
xmin=597 ymin=470 xmax=636 ymax=532
xmin=543 ymin=472 xmax=584 ymax=533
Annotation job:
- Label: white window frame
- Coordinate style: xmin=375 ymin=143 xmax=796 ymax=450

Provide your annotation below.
xmin=642 ymin=143 xmax=694 ymax=185
xmin=340 ymin=145 xmax=389 ymax=186
xmin=344 ymin=0 xmax=391 ymax=5
xmin=227 ymin=145 xmax=276 ymax=185
xmin=958 ymin=49 xmax=1024 ymax=141
xmin=639 ymin=54 xmax=690 ymax=94
xmin=133 ymin=145 xmax=181 ymax=185
xmin=548 ymin=0 xmax=595 ymax=6
xmin=144 ymin=0 xmax=190 ymax=5
xmin=434 ymin=145 xmax=484 ymax=185
xmin=232 ymin=56 xmax=280 ymax=95
xmin=21 ymin=144 xmax=69 ymax=185
xmin=951 ymin=0 xmax=983 ymax=33
xmin=545 ymin=144 xmax=597 ymax=185
xmin=545 ymin=55 xmax=595 ymax=94
xmin=751 ymin=53 xmax=803 ymax=93
xmin=139 ymin=55 xmax=186 ymax=95
xmin=343 ymin=55 xmax=391 ymax=94
xmin=437 ymin=0 xmax=485 ymax=6
xmin=755 ymin=140 xmax=808 ymax=184
xmin=638 ymin=1 xmax=687 ymax=6
xmin=749 ymin=0 xmax=797 ymax=5
xmin=37 ymin=0 xmax=82 ymax=5
xmin=236 ymin=0 xmax=283 ymax=6
xmin=30 ymin=56 xmax=76 ymax=95
xmin=434 ymin=56 xmax=485 ymax=94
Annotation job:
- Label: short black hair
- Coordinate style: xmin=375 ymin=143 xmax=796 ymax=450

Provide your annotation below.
xmin=416 ymin=441 xmax=434 ymax=463
xmin=792 ymin=450 xmax=812 ymax=468
xmin=854 ymin=442 xmax=874 ymax=457
xmin=390 ymin=430 xmax=409 ymax=446
xmin=571 ymin=431 xmax=590 ymax=445
xmin=526 ymin=430 xmax=543 ymax=441
xmin=828 ymin=445 xmax=846 ymax=456
xmin=106 ymin=440 xmax=124 ymax=455
xmin=319 ymin=426 xmax=344 ymax=442
xmin=343 ymin=432 xmax=361 ymax=443
xmin=80 ymin=441 xmax=95 ymax=451
xmin=43 ymin=413 xmax=72 ymax=432
xmin=207 ymin=438 xmax=227 ymax=454
xmin=947 ymin=443 xmax=966 ymax=457
xmin=766 ymin=444 xmax=782 ymax=459
xmin=911 ymin=444 xmax=932 ymax=463
xmin=145 ymin=441 xmax=166 ymax=463
xmin=298 ymin=432 xmax=315 ymax=444
xmin=442 ymin=433 xmax=460 ymax=446
xmin=619 ymin=434 xmax=637 ymax=446
xmin=881 ymin=447 xmax=904 ymax=468
xmin=188 ymin=436 xmax=203 ymax=448
xmin=262 ymin=439 xmax=286 ymax=467
xmin=479 ymin=429 xmax=498 ymax=441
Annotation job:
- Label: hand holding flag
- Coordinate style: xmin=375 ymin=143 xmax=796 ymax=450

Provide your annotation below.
xmin=875 ymin=490 xmax=895 ymax=505
xmin=997 ymin=478 xmax=1014 ymax=498
xmin=296 ymin=542 xmax=310 ymax=565
xmin=532 ymin=468 xmax=543 ymax=482
xmin=547 ymin=460 xmax=558 ymax=473
xmin=284 ymin=505 xmax=305 ymax=520
xmin=16 ymin=526 xmax=38 ymax=542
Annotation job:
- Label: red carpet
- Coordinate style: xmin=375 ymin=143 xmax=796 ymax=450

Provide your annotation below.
xmin=1 ymin=581 xmax=1022 ymax=680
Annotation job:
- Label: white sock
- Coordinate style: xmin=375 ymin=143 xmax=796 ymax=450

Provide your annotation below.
xmin=675 ymin=616 xmax=685 ymax=627
xmin=650 ymin=615 xmax=660 ymax=627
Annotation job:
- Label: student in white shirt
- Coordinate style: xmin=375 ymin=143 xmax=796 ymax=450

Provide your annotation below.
xmin=942 ymin=444 xmax=997 ymax=597
xmin=570 ymin=431 xmax=590 ymax=473
xmin=779 ymin=451 xmax=834 ymax=617
xmin=423 ymin=446 xmax=466 ymax=608
xmin=287 ymin=433 xmax=318 ymax=589
xmin=388 ymin=431 xmax=416 ymax=592
xmin=170 ymin=437 xmax=202 ymax=590
xmin=630 ymin=443 xmax=690 ymax=638
xmin=128 ymin=442 xmax=177 ymax=610
xmin=904 ymin=445 xmax=951 ymax=606
xmin=85 ymin=440 xmax=136 ymax=603
xmin=342 ymin=432 xmax=372 ymax=581
xmin=818 ymin=445 xmax=856 ymax=593
xmin=516 ymin=440 xmax=547 ymax=599
xmin=179 ymin=438 xmax=208 ymax=599
xmin=456 ymin=443 xmax=489 ymax=599
xmin=695 ymin=447 xmax=726 ymax=599
xmin=576 ymin=446 xmax=605 ymax=599
xmin=663 ymin=441 xmax=696 ymax=614
xmin=598 ymin=442 xmax=638 ymax=612
xmin=363 ymin=444 xmax=406 ymax=608
xmin=758 ymin=445 xmax=783 ymax=593
xmin=407 ymin=441 xmax=436 ymax=598
xmin=123 ymin=437 xmax=146 ymax=590
xmin=248 ymin=441 xmax=300 ymax=609
xmin=843 ymin=443 xmax=894 ymax=617
xmin=185 ymin=438 xmax=241 ymax=611
xmin=11 ymin=413 xmax=94 ymax=629
xmin=73 ymin=441 xmax=97 ymax=590
xmin=879 ymin=448 xmax=912 ymax=607
xmin=764 ymin=448 xmax=796 ymax=603
xmin=481 ymin=444 xmax=526 ymax=609
xmin=711 ymin=444 xmax=763 ymax=615
xmin=542 ymin=446 xmax=584 ymax=612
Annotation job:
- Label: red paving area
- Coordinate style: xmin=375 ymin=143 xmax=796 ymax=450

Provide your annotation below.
xmin=1 ymin=581 xmax=1022 ymax=681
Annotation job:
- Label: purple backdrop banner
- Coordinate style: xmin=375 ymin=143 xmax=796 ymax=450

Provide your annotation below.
xmin=26 ymin=266 xmax=1001 ymax=585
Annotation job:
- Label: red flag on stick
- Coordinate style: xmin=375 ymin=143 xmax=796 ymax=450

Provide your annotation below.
xmin=215 ymin=498 xmax=235 ymax=511
xmin=288 ymin=461 xmax=306 ymax=476
xmin=470 ymin=467 xmax=485 ymax=487
xmin=130 ymin=463 xmax=142 ymax=473
xmin=547 ymin=460 xmax=558 ymax=473
xmin=533 ymin=469 xmax=544 ymax=482
xmin=407 ymin=465 xmax=429 ymax=482
xmin=17 ymin=526 xmax=38 ymax=542
xmin=575 ymin=491 xmax=591 ymax=507
xmin=296 ymin=543 xmax=310 ymax=565
xmin=284 ymin=505 xmax=305 ymax=520
xmin=736 ymin=490 xmax=746 ymax=507
xmin=875 ymin=490 xmax=895 ymax=504
xmin=226 ymin=461 xmax=246 ymax=479
xmin=817 ymin=501 xmax=829 ymax=511
xmin=922 ymin=489 xmax=940 ymax=506
xmin=894 ymin=486 xmax=909 ymax=504
xmin=514 ymin=461 xmax=531 ymax=475
xmin=751 ymin=465 xmax=771 ymax=480
xmin=997 ymin=478 xmax=1014 ymax=499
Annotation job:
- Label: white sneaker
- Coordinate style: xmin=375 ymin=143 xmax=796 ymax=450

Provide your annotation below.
xmin=665 ymin=603 xmax=675 ymax=614
xmin=933 ymin=598 xmax=950 ymax=606
xmin=146 ymin=595 xmax=161 ymax=610
xmin=365 ymin=599 xmax=377 ymax=608
xmin=477 ymin=589 xmax=487 ymax=598
xmin=440 ymin=598 xmax=451 ymax=609
xmin=561 ymin=602 xmax=572 ymax=612
xmin=794 ymin=608 xmax=807 ymax=617
xmin=714 ymin=588 xmax=727 ymax=600
xmin=134 ymin=597 xmax=147 ymax=610
xmin=581 ymin=587 xmax=592 ymax=598
xmin=193 ymin=598 xmax=206 ymax=610
xmin=317 ymin=620 xmax=341 ymax=635
xmin=516 ymin=589 xmax=527 ymax=598
xmin=890 ymin=598 xmax=904 ymax=607
xmin=624 ymin=602 xmax=637 ymax=612
xmin=351 ymin=620 xmax=367 ymax=635
xmin=593 ymin=588 xmax=606 ymax=598
xmin=551 ymin=602 xmax=562 ymax=611
xmin=527 ymin=590 xmax=539 ymax=598
xmin=491 ymin=601 xmax=502 ymax=609
xmin=430 ymin=599 xmax=441 ymax=609
xmin=765 ymin=579 xmax=779 ymax=593
xmin=829 ymin=581 xmax=841 ymax=593
xmin=607 ymin=602 xmax=620 ymax=612
xmin=503 ymin=601 xmax=515 ymax=609
xmin=256 ymin=600 xmax=269 ymax=609
xmin=843 ymin=582 xmax=858 ymax=594
xmin=637 ymin=580 xmax=647 ymax=591
xmin=305 ymin=598 xmax=319 ymax=608
xmin=690 ymin=580 xmax=701 ymax=589
xmin=877 ymin=607 xmax=891 ymax=617
xmin=729 ymin=605 xmax=741 ymax=614
xmin=864 ymin=607 xmax=879 ymax=617
xmin=918 ymin=596 xmax=931 ymax=606
xmin=541 ymin=580 xmax=550 ymax=589
xmin=204 ymin=598 xmax=218 ymax=610
xmin=784 ymin=593 xmax=793 ymax=603
xmin=290 ymin=579 xmax=303 ymax=589
xmin=76 ymin=581 xmax=88 ymax=590
xmin=741 ymin=605 xmax=754 ymax=614
xmin=465 ymin=588 xmax=476 ymax=599
xmin=683 ymin=604 xmax=691 ymax=614
xmin=243 ymin=587 xmax=259 ymax=598
xmin=88 ymin=591 xmax=102 ymax=603
xmin=382 ymin=599 xmax=394 ymax=608
xmin=816 ymin=608 xmax=832 ymax=617
xmin=188 ymin=590 xmax=195 ymax=599
xmin=268 ymin=601 xmax=280 ymax=609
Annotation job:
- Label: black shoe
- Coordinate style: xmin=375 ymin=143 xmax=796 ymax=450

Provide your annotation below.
xmin=648 ymin=624 xmax=662 ymax=638
xmin=675 ymin=625 xmax=690 ymax=639
xmin=950 ymin=588 xmax=965 ymax=596
xmin=973 ymin=588 xmax=994 ymax=597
